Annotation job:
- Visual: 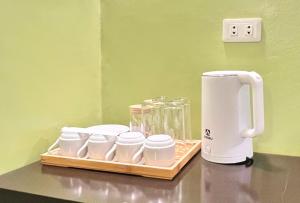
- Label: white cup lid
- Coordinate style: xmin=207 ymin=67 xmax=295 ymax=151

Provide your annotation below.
xmin=145 ymin=134 xmax=174 ymax=147
xmin=117 ymin=132 xmax=145 ymax=144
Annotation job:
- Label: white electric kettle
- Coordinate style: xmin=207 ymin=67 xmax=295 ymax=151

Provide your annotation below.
xmin=201 ymin=71 xmax=264 ymax=164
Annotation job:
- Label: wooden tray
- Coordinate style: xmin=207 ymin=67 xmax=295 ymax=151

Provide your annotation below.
xmin=41 ymin=140 xmax=201 ymax=180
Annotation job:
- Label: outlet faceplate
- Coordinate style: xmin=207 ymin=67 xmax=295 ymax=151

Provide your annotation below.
xmin=223 ymin=18 xmax=262 ymax=42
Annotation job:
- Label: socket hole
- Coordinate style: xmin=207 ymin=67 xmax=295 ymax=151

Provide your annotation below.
xmin=233 ymin=26 xmax=236 ymax=29
xmin=247 ymin=25 xmax=251 ymax=28
xmin=247 ymin=31 xmax=250 ymax=34
xmin=233 ymin=32 xmax=236 ymax=34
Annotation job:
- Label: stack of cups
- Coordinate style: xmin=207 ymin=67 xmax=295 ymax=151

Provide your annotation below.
xmin=115 ymin=132 xmax=145 ymax=164
xmin=144 ymin=134 xmax=176 ymax=167
xmin=48 ymin=127 xmax=90 ymax=157
xmin=77 ymin=131 xmax=117 ymax=161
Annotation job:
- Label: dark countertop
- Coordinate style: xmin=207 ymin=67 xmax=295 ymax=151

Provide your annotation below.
xmin=0 ymin=152 xmax=300 ymax=203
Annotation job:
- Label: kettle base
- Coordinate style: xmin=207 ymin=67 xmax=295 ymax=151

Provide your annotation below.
xmin=201 ymin=151 xmax=253 ymax=165
xmin=226 ymin=157 xmax=254 ymax=167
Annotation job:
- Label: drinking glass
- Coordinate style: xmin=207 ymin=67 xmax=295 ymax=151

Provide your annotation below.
xmin=143 ymin=96 xmax=167 ymax=136
xmin=163 ymin=101 xmax=184 ymax=141
xmin=163 ymin=98 xmax=192 ymax=150
xmin=129 ymin=104 xmax=152 ymax=137
xmin=172 ymin=97 xmax=192 ymax=141
xmin=129 ymin=104 xmax=143 ymax=133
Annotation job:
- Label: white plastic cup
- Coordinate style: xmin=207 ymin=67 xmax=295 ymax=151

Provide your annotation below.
xmin=144 ymin=134 xmax=176 ymax=167
xmin=116 ymin=132 xmax=145 ymax=164
xmin=48 ymin=127 xmax=90 ymax=157
xmin=77 ymin=132 xmax=117 ymax=161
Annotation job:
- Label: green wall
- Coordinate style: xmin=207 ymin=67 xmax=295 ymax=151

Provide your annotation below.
xmin=101 ymin=0 xmax=300 ymax=156
xmin=0 ymin=0 xmax=101 ymax=174
xmin=1 ymin=0 xmax=300 ymax=174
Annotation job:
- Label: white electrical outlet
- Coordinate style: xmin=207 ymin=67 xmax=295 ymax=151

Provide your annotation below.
xmin=223 ymin=18 xmax=262 ymax=42
xmin=230 ymin=25 xmax=238 ymax=36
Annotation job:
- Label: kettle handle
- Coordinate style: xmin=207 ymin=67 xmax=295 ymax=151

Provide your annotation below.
xmin=238 ymin=72 xmax=264 ymax=137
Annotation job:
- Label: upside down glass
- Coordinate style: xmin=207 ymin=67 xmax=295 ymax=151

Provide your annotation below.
xmin=163 ymin=98 xmax=192 ymax=149
xmin=143 ymin=96 xmax=167 ymax=136
xmin=129 ymin=104 xmax=152 ymax=136
xmin=172 ymin=97 xmax=192 ymax=141
xmin=129 ymin=104 xmax=143 ymax=133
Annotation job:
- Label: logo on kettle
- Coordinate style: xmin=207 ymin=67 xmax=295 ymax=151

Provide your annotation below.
xmin=204 ymin=129 xmax=213 ymax=140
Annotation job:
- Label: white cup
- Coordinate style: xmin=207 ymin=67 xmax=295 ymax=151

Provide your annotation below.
xmin=48 ymin=127 xmax=90 ymax=157
xmin=77 ymin=131 xmax=117 ymax=161
xmin=116 ymin=132 xmax=145 ymax=164
xmin=144 ymin=134 xmax=176 ymax=167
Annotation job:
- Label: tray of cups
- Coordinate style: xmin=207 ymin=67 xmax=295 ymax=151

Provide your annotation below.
xmin=41 ymin=125 xmax=201 ymax=180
